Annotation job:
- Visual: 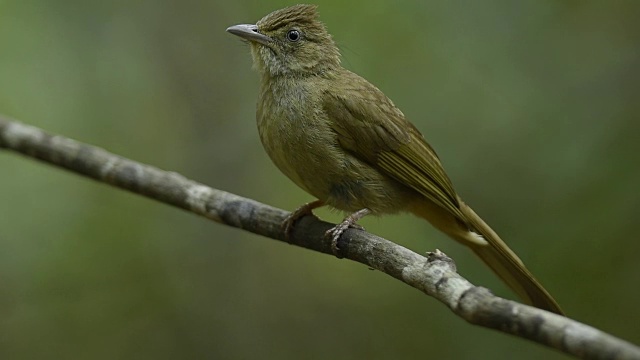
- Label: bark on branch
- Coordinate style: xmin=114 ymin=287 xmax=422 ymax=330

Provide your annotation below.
xmin=1 ymin=116 xmax=638 ymax=360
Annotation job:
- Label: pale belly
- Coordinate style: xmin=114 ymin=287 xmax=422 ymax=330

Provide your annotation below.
xmin=257 ymin=109 xmax=415 ymax=214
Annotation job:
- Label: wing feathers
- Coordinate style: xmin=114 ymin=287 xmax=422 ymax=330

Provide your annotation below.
xmin=323 ymin=71 xmax=462 ymax=220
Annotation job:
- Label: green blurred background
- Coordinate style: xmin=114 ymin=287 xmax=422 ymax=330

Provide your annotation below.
xmin=1 ymin=1 xmax=639 ymax=359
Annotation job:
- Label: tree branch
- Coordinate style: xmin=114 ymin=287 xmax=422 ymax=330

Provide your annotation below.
xmin=1 ymin=116 xmax=638 ymax=360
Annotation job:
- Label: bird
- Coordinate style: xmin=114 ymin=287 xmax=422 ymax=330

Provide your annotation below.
xmin=226 ymin=4 xmax=563 ymax=315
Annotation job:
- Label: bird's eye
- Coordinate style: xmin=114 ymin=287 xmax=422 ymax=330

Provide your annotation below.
xmin=286 ymin=29 xmax=300 ymax=42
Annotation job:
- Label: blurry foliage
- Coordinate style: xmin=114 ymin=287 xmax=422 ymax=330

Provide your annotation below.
xmin=1 ymin=1 xmax=639 ymax=359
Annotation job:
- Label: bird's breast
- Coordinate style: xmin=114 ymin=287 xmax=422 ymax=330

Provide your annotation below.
xmin=257 ymin=82 xmax=336 ymax=195
xmin=255 ymin=78 xmax=415 ymax=214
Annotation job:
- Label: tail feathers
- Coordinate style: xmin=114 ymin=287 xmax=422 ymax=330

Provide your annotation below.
xmin=460 ymin=203 xmax=564 ymax=315
xmin=470 ymin=242 xmax=563 ymax=314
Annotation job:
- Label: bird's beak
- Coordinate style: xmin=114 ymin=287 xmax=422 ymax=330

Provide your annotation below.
xmin=226 ymin=24 xmax=272 ymax=45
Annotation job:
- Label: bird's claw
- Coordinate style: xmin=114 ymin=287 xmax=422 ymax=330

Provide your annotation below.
xmin=325 ymin=208 xmax=372 ymax=255
xmin=282 ymin=200 xmax=324 ymax=241
xmin=282 ymin=212 xmax=305 ymax=240
xmin=326 ymin=220 xmax=366 ymax=255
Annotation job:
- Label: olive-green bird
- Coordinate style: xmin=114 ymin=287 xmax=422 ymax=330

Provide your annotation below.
xmin=227 ymin=4 xmax=563 ymax=315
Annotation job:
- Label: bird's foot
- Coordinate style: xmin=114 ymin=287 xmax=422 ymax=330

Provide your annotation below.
xmin=282 ymin=200 xmax=325 ymax=241
xmin=326 ymin=208 xmax=372 ymax=255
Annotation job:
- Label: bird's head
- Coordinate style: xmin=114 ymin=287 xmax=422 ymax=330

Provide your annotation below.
xmin=226 ymin=4 xmax=341 ymax=77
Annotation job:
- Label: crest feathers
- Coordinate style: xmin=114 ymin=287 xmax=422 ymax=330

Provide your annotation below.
xmin=257 ymin=4 xmax=320 ymax=31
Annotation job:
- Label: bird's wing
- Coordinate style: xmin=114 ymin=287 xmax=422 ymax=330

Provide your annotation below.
xmin=322 ymin=72 xmax=464 ymax=220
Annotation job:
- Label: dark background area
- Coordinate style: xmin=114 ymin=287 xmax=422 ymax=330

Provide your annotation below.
xmin=1 ymin=1 xmax=639 ymax=359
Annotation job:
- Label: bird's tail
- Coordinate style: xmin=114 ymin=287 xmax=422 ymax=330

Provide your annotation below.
xmin=410 ymin=199 xmax=564 ymax=315
xmin=458 ymin=202 xmax=564 ymax=315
